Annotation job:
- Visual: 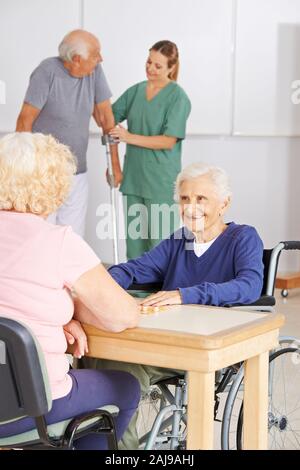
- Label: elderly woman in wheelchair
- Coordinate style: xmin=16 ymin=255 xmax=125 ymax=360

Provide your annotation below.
xmin=86 ymin=162 xmax=271 ymax=449
xmin=0 ymin=132 xmax=141 ymax=450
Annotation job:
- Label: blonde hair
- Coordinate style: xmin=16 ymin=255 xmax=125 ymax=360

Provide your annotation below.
xmin=0 ymin=132 xmax=77 ymax=216
xmin=174 ymin=162 xmax=232 ymax=202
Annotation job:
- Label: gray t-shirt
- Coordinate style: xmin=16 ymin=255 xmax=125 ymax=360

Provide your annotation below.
xmin=24 ymin=57 xmax=112 ymax=173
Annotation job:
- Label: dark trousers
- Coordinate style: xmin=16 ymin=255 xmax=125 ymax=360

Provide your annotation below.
xmin=0 ymin=369 xmax=140 ymax=450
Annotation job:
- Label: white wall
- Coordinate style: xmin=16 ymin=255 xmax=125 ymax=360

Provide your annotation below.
xmin=0 ymin=0 xmax=81 ymax=131
xmin=1 ymin=0 xmax=300 ymax=271
xmin=0 ymin=129 xmax=298 ymax=270
xmin=84 ymin=0 xmax=234 ymax=135
xmin=234 ymin=0 xmax=300 ymax=135
xmin=86 ymin=135 xmax=300 ymax=270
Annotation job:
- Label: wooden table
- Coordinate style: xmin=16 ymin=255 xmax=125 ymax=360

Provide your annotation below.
xmin=82 ymin=305 xmax=284 ymax=450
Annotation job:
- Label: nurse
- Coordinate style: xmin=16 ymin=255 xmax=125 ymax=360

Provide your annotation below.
xmin=109 ymin=40 xmax=191 ymax=259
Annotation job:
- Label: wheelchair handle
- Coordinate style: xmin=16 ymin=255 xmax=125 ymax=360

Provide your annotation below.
xmin=281 ymin=241 xmax=300 ymax=250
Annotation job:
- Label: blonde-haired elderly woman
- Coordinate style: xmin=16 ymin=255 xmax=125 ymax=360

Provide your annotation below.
xmin=88 ymin=161 xmax=264 ymax=449
xmin=0 ymin=132 xmax=140 ymax=450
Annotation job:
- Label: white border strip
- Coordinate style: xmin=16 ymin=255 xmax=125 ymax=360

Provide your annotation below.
xmin=230 ymin=0 xmax=238 ymax=136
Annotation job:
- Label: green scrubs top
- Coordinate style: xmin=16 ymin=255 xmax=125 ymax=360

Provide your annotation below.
xmin=112 ymin=81 xmax=191 ymax=199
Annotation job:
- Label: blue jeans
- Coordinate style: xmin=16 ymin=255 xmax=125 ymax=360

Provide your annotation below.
xmin=0 ymin=369 xmax=140 ymax=449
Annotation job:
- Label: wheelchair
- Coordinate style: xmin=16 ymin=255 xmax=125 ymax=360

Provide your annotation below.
xmin=0 ymin=317 xmax=119 ymax=450
xmin=129 ymin=241 xmax=300 ymax=450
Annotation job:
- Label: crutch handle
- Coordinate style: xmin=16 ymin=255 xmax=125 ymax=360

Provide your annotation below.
xmin=101 ymin=134 xmax=119 ymax=145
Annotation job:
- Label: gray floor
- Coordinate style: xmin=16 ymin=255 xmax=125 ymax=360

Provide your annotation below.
xmin=276 ymin=287 xmax=300 ymax=336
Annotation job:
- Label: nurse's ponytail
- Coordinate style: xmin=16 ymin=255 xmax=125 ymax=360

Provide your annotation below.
xmin=150 ymin=40 xmax=179 ymax=81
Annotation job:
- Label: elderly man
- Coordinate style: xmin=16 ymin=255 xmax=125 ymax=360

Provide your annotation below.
xmin=84 ymin=161 xmax=264 ymax=449
xmin=16 ymin=30 xmax=122 ymax=237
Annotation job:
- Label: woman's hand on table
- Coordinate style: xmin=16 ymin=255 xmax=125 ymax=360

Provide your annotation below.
xmin=140 ymin=290 xmax=182 ymax=307
xmin=63 ymin=319 xmax=88 ymax=359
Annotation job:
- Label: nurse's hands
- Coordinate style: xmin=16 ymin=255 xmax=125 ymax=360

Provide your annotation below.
xmin=63 ymin=319 xmax=88 ymax=359
xmin=140 ymin=290 xmax=182 ymax=307
xmin=109 ymin=124 xmax=131 ymax=143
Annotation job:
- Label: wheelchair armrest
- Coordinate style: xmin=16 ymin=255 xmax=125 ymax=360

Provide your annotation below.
xmin=224 ymin=295 xmax=276 ymax=309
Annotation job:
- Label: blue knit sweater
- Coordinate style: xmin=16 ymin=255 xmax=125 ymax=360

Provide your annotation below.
xmin=109 ymin=223 xmax=264 ymax=306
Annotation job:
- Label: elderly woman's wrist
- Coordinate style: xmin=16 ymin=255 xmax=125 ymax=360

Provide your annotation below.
xmin=178 ymin=287 xmax=196 ymax=305
xmin=177 ymin=288 xmax=183 ymax=303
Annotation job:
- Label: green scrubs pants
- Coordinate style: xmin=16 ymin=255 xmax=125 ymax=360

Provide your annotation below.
xmin=123 ymin=194 xmax=179 ymax=260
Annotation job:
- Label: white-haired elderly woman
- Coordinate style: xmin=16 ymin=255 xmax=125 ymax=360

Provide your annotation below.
xmin=0 ymin=132 xmax=140 ymax=450
xmin=88 ymin=161 xmax=264 ymax=449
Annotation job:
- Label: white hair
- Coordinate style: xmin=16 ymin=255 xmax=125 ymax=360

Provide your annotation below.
xmin=174 ymin=162 xmax=232 ymax=202
xmin=58 ymin=35 xmax=89 ymax=62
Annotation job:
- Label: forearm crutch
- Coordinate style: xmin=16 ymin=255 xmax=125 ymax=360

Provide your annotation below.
xmin=101 ymin=134 xmax=119 ymax=265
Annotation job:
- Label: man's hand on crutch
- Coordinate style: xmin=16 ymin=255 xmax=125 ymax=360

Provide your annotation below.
xmin=101 ymin=134 xmax=121 ymax=264
xmin=92 ymin=101 xmax=122 ymax=187
xmin=106 ymin=167 xmax=123 ymax=187
xmin=103 ymin=134 xmax=122 ymax=187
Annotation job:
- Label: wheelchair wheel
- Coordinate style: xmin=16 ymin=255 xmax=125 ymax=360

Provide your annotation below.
xmin=222 ymin=343 xmax=300 ymax=450
xmin=137 ymin=385 xmax=168 ymax=449
xmin=220 ymin=364 xmax=244 ymax=449
xmin=138 ymin=382 xmax=187 ymax=450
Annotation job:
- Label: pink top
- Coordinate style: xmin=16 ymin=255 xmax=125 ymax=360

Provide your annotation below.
xmin=0 ymin=211 xmax=100 ymax=399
